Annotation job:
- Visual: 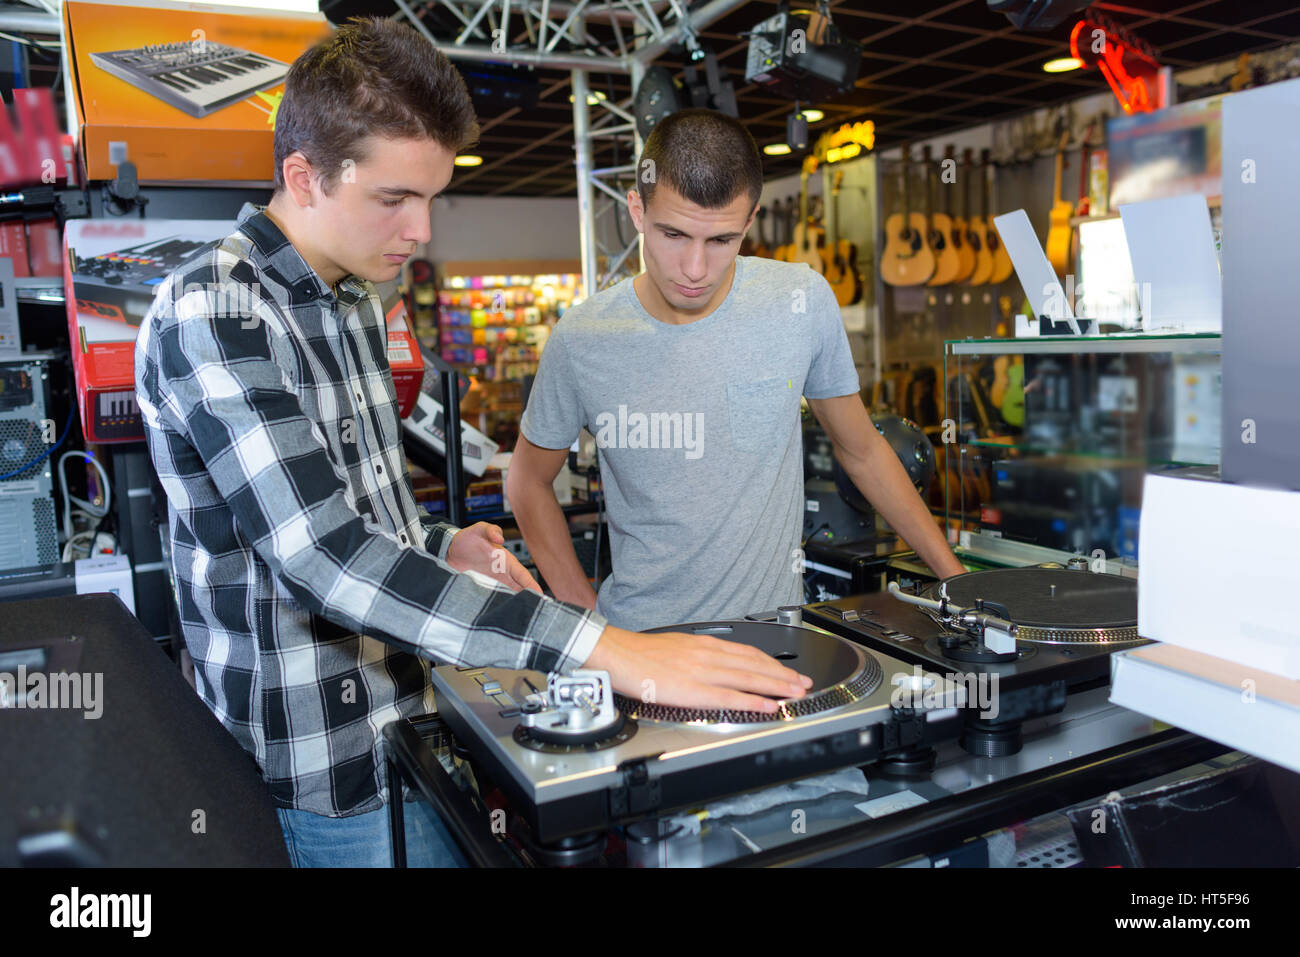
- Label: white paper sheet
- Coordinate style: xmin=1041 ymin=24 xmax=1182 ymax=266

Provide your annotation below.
xmin=1119 ymin=194 xmax=1222 ymax=332
xmin=1139 ymin=473 xmax=1300 ymax=679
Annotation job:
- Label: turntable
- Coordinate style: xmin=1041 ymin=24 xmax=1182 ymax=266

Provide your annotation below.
xmin=804 ymin=563 xmax=1146 ymax=757
xmin=428 ymin=620 xmax=962 ymax=855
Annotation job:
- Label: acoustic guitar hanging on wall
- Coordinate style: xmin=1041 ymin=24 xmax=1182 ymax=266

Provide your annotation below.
xmin=881 ymin=143 xmax=935 ymax=286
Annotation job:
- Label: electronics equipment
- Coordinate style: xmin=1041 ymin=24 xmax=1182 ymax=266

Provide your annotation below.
xmin=0 ymin=594 xmax=289 ymax=865
xmin=804 ymin=477 xmax=873 ymax=545
xmin=744 ymin=7 xmax=860 ymax=102
xmin=802 ymin=414 xmax=934 ymax=546
xmin=457 ymin=63 xmax=540 ymax=114
xmin=428 ymin=618 xmax=961 ymax=853
xmin=632 ymin=66 xmax=682 ymax=139
xmin=983 ymin=458 xmax=1121 ymax=554
xmin=63 ymin=219 xmax=233 ymax=444
xmin=684 ymin=51 xmax=738 ymax=118
xmin=0 ymin=355 xmax=59 ymax=573
xmin=805 ymin=564 xmax=1145 ymax=758
xmin=89 ymin=42 xmax=289 ymax=118
xmin=403 ymin=391 xmax=499 ymax=479
xmin=800 ymin=538 xmax=900 ymax=604
xmin=71 ymin=235 xmax=214 ymax=325
xmin=786 ymin=110 xmax=809 ymax=150
xmin=986 ymin=0 xmax=1091 ymax=32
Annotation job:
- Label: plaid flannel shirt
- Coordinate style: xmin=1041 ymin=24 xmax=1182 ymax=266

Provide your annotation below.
xmin=135 ymin=204 xmax=605 ymax=816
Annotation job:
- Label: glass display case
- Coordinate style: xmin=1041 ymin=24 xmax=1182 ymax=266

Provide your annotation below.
xmin=942 ymin=333 xmax=1222 ymax=569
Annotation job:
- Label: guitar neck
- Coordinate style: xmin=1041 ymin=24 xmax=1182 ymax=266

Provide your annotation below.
xmin=900 ymin=148 xmax=911 ymax=222
xmin=980 ymin=148 xmax=991 ymax=219
xmin=962 ymin=150 xmax=974 ymax=218
xmin=921 ymin=149 xmax=935 ymax=219
xmin=830 ymin=173 xmax=842 ymax=247
xmin=943 ymin=147 xmax=957 ymax=215
xmin=799 ymin=172 xmax=810 ymax=249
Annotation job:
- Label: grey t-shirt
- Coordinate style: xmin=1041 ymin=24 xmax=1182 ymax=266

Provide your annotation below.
xmin=520 ymin=256 xmax=860 ymax=632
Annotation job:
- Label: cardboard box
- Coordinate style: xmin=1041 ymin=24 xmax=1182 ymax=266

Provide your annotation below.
xmin=26 ymin=219 xmax=62 ymax=277
xmin=66 ymin=218 xmax=425 ymax=443
xmin=62 ymin=0 xmax=329 ymax=183
xmin=74 ymin=554 xmax=136 ymax=614
xmin=403 ymin=391 xmax=499 ymax=478
xmin=64 ymin=217 xmax=235 ymax=443
xmin=1139 ymin=472 xmax=1300 ymax=679
xmin=383 ymin=298 xmax=424 ymax=420
xmin=0 ymin=222 xmax=30 ymax=277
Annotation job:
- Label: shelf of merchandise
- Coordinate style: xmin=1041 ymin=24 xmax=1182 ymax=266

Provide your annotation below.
xmin=422 ymin=260 xmax=584 ymax=450
xmin=939 ymin=333 xmax=1222 ymax=567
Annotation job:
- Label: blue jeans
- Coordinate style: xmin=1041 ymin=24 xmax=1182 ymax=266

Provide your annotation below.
xmin=277 ymin=799 xmax=467 ymax=868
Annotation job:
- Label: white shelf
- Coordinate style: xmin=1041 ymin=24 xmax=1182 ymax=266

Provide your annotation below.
xmin=947 ymin=333 xmax=1221 ymax=356
xmin=1110 ymin=643 xmax=1300 ymax=775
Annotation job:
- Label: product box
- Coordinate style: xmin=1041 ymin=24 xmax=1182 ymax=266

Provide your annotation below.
xmin=65 ymin=217 xmax=423 ymax=444
xmin=383 ymin=298 xmax=425 ymax=420
xmin=403 ymin=391 xmax=499 ymax=478
xmin=0 ymin=221 xmax=30 ymax=278
xmin=62 ymin=0 xmax=330 ymax=182
xmin=64 ymin=217 xmax=234 ymax=442
xmin=74 ymin=554 xmax=136 ymax=614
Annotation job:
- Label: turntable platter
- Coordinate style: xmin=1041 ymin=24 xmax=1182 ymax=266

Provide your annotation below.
xmin=929 ymin=567 xmax=1140 ymax=644
xmin=617 ymin=621 xmax=884 ymax=724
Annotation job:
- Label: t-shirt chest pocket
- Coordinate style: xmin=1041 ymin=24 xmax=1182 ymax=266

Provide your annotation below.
xmin=726 ymin=375 xmax=799 ymax=453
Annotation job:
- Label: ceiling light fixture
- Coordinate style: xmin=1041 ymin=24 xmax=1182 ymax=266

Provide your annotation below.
xmin=1043 ymin=56 xmax=1083 ymax=73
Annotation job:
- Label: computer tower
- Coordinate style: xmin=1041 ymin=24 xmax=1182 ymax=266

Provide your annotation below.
xmin=0 ymin=355 xmax=59 ymax=573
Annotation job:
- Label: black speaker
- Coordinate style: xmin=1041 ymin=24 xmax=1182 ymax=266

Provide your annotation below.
xmin=0 ymin=594 xmax=288 ymax=866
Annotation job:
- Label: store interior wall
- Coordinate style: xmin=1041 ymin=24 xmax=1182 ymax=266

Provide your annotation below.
xmin=423 ymin=194 xmax=582 ymax=262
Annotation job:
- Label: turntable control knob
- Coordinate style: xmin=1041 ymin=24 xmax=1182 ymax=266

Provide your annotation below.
xmin=778 ymin=605 xmax=803 ymax=627
xmin=1067 ymin=557 xmax=1089 ymax=571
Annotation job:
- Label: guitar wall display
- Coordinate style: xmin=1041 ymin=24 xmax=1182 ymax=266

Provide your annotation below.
xmin=981 ymin=148 xmax=1013 ymax=284
xmin=1046 ymin=130 xmax=1073 ymax=279
xmin=962 ymin=147 xmax=993 ymax=285
xmin=880 ymin=144 xmax=935 ymax=286
xmin=822 ymin=169 xmax=862 ymax=305
xmin=773 ymin=196 xmax=795 ymax=262
xmin=790 ymin=165 xmax=827 ymax=272
xmin=944 ymin=144 xmax=976 ymax=283
xmin=922 ymin=144 xmax=961 ymax=286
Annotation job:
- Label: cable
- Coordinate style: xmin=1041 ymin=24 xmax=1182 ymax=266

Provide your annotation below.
xmin=58 ymin=449 xmax=111 ymax=542
xmin=0 ymin=30 xmax=62 ymax=49
xmin=0 ymin=412 xmax=72 ymax=481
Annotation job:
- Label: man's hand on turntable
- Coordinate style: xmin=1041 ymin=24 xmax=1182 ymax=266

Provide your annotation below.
xmin=583 ymin=626 xmax=814 ymax=714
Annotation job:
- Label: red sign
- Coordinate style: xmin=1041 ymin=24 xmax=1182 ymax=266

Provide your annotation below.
xmin=1071 ymin=18 xmax=1163 ymax=115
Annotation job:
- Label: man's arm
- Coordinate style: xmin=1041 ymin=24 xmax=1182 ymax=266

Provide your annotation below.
xmin=506 ymin=436 xmax=599 ymax=609
xmin=807 ymin=394 xmax=966 ymax=579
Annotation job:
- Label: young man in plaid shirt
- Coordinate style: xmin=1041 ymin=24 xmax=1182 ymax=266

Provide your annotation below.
xmin=135 ymin=18 xmax=810 ymax=867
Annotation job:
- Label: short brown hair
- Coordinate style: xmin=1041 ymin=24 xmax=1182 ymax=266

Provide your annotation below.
xmin=637 ymin=109 xmax=762 ymax=211
xmin=273 ymin=17 xmax=479 ymax=193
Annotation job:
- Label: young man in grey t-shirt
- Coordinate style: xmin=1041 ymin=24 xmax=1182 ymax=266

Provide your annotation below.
xmin=508 ymin=109 xmax=964 ymax=632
